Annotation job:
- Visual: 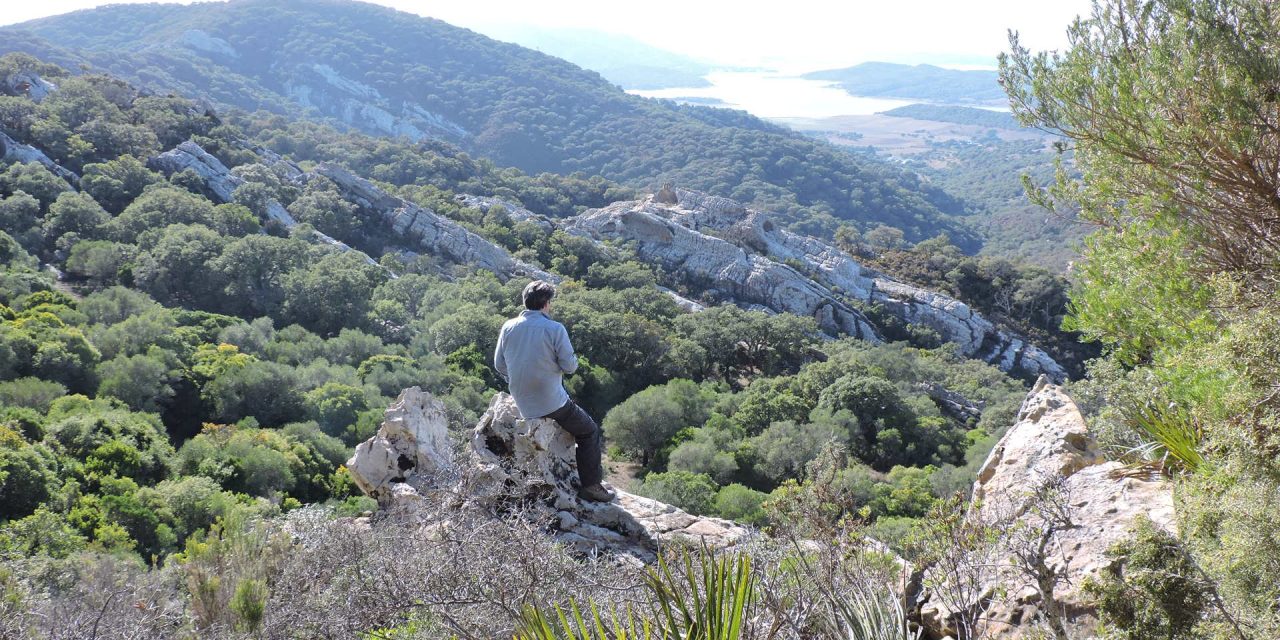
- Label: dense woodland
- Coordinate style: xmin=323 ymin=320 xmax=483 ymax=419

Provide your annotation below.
xmin=0 ymin=53 xmax=1031 ymax=575
xmin=0 ymin=0 xmax=982 ymax=249
xmin=4 ymin=0 xmax=1279 ymax=636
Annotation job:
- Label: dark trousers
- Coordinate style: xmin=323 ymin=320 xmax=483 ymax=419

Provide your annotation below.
xmin=542 ymin=400 xmax=603 ymax=488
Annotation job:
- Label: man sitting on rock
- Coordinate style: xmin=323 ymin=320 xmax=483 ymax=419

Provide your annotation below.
xmin=494 ymin=280 xmax=616 ymax=503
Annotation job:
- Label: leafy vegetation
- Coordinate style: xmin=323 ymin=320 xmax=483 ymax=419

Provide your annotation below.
xmin=1003 ymin=0 xmax=1280 ymax=635
xmin=0 ymin=51 xmax=1030 ymax=575
xmin=3 ymin=0 xmax=979 ymax=247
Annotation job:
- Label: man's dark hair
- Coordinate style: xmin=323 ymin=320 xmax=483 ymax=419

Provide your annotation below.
xmin=522 ymin=280 xmax=556 ymax=310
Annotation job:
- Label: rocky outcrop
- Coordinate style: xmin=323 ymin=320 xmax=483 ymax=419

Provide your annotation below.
xmin=147 ymin=142 xmax=382 ymax=268
xmin=178 ymin=29 xmax=238 ymax=60
xmin=455 ymin=193 xmax=555 ymax=232
xmin=1 ymin=131 xmax=79 ymax=184
xmin=3 ymin=70 xmax=57 ymax=102
xmin=283 ymin=63 xmax=468 ymax=142
xmin=148 ymin=142 xmax=244 ymax=203
xmin=348 ymin=388 xmax=750 ymax=562
xmin=918 ymin=382 xmax=983 ymax=425
xmin=566 ymin=198 xmax=881 ymax=341
xmin=566 ymin=188 xmax=1066 ymax=380
xmin=316 ymin=165 xmax=553 ymax=282
xmin=918 ymin=378 xmax=1176 ymax=639
xmin=345 ymin=389 xmax=456 ymax=504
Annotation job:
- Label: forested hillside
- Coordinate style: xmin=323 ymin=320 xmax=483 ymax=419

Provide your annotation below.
xmin=0 ymin=0 xmax=977 ymax=247
xmin=9 ymin=0 xmax=1280 ymax=635
xmin=0 ymin=53 xmax=1031 ymax=583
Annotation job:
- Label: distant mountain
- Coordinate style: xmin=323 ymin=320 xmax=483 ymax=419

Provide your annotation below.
xmin=478 ymin=25 xmax=717 ymax=90
xmin=1 ymin=0 xmax=975 ymax=247
xmin=804 ymin=62 xmax=1004 ymax=105
xmin=881 ymin=104 xmax=1021 ymax=130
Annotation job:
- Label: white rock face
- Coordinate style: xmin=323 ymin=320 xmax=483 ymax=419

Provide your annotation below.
xmin=179 ymin=29 xmax=238 ymax=59
xmin=0 ymin=131 xmax=78 ymax=184
xmin=566 ymin=198 xmax=881 ymax=341
xmin=4 ymin=70 xmax=57 ymax=103
xmin=348 ymin=389 xmax=750 ymax=561
xmin=346 ymin=388 xmax=455 ymax=504
xmin=282 ymin=64 xmax=468 ymax=141
xmin=566 ymin=188 xmax=1066 ymax=380
xmin=919 ymin=378 xmax=1176 ymax=639
xmin=146 ymin=142 xmax=383 ymax=269
xmin=316 ymin=165 xmax=553 ymax=281
xmin=455 ymin=193 xmax=555 ymax=231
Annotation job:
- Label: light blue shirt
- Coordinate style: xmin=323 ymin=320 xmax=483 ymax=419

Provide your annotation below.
xmin=493 ymin=309 xmax=579 ymax=419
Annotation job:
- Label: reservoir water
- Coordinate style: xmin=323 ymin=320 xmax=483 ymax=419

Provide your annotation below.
xmin=628 ymin=70 xmax=915 ymax=119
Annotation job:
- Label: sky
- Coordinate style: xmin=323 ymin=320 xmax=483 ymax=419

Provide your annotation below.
xmin=0 ymin=0 xmax=1094 ymax=72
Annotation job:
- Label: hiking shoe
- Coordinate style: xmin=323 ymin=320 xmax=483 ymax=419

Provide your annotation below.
xmin=578 ymin=483 xmax=616 ymax=503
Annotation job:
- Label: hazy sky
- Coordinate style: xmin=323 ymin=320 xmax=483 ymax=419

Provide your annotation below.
xmin=1 ymin=0 xmax=1094 ymax=71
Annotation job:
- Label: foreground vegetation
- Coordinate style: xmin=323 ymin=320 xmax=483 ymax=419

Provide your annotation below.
xmin=1001 ymin=0 xmax=1280 ymax=636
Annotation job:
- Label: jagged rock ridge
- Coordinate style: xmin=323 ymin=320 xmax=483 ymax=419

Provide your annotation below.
xmin=145 ymin=141 xmax=553 ymax=282
xmin=566 ymin=195 xmax=882 ymax=342
xmin=565 ymin=188 xmax=1067 ymax=380
xmin=346 ymin=388 xmax=750 ymax=562
xmin=146 ymin=141 xmax=382 ymax=269
xmin=1 ymin=131 xmax=78 ymax=185
xmin=314 ymin=165 xmax=552 ymax=281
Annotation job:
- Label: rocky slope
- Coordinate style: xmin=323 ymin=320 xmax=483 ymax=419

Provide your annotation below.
xmin=2 ymin=0 xmax=977 ymax=245
xmin=565 ymin=187 xmax=1067 ymax=380
xmin=917 ymin=377 xmax=1176 ymax=638
xmin=145 ymin=141 xmax=552 ymax=282
xmin=145 ymin=136 xmax=1063 ymax=378
xmin=346 ymin=388 xmax=750 ymax=563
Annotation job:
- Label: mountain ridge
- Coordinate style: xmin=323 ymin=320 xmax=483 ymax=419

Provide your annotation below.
xmin=0 ymin=0 xmax=978 ymax=247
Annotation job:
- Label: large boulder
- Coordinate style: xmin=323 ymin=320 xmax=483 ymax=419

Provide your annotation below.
xmin=345 ymin=388 xmax=455 ymax=505
xmin=4 ymin=70 xmax=57 ymax=102
xmin=348 ymin=389 xmax=750 ymax=562
xmin=918 ymin=377 xmax=1176 ymax=639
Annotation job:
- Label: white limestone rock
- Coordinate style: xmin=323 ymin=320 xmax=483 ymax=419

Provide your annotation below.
xmin=345 ymin=388 xmax=455 ymax=506
xmin=566 ymin=187 xmax=1067 ymax=380
xmin=282 ymin=64 xmax=468 ymax=141
xmin=146 ymin=142 xmax=384 ymax=269
xmin=918 ymin=378 xmax=1176 ymax=639
xmin=316 ymin=164 xmax=553 ymax=281
xmin=455 ymin=193 xmax=555 ymax=232
xmin=4 ymin=70 xmax=57 ymax=103
xmin=179 ymin=29 xmax=238 ymax=59
xmin=0 ymin=131 xmax=79 ymax=184
xmin=347 ymin=389 xmax=751 ymax=562
xmin=565 ymin=199 xmax=881 ymax=341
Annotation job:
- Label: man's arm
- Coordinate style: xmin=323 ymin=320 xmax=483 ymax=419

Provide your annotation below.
xmin=493 ymin=325 xmax=509 ymax=382
xmin=554 ymin=324 xmax=579 ymax=374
